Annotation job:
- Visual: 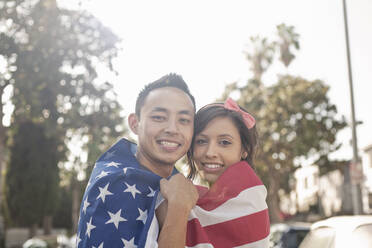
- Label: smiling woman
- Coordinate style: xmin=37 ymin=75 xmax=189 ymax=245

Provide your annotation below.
xmin=187 ymin=98 xmax=258 ymax=185
xmin=157 ymin=98 xmax=270 ymax=248
xmin=193 ymin=116 xmax=246 ymax=185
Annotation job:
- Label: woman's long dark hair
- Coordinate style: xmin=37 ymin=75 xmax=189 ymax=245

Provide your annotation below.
xmin=187 ymin=104 xmax=258 ymax=180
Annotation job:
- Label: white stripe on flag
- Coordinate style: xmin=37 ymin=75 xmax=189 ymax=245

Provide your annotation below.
xmin=144 ymin=214 xmax=159 ymax=248
xmin=188 ymin=185 xmax=267 ymax=226
xmin=186 ymin=243 xmax=215 ymax=248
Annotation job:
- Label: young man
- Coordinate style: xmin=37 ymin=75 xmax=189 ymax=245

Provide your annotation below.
xmin=77 ymin=73 xmax=198 ymax=247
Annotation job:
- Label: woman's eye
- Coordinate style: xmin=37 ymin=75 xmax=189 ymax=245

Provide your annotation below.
xmin=220 ymin=140 xmax=232 ymax=146
xmin=195 ymin=139 xmax=207 ymax=145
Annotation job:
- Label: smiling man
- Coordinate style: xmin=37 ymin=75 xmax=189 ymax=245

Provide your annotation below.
xmin=129 ymin=85 xmax=194 ymax=178
xmin=77 ymin=74 xmax=198 ymax=248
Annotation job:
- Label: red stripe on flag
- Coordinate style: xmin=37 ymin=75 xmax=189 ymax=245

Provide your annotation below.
xmin=197 ymin=161 xmax=264 ymax=211
xmin=186 ymin=208 xmax=270 ymax=248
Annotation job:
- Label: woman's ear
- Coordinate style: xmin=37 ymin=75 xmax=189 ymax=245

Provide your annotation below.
xmin=241 ymin=150 xmax=248 ymax=160
xmin=128 ymin=113 xmax=139 ymax=134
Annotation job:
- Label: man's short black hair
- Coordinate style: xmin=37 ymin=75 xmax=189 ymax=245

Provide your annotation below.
xmin=135 ymin=73 xmax=196 ymax=117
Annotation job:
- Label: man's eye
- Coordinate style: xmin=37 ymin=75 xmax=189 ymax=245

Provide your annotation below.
xmin=151 ymin=115 xmax=166 ymax=121
xmin=179 ymin=118 xmax=191 ymax=124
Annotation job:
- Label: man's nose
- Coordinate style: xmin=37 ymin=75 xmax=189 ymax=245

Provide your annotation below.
xmin=164 ymin=119 xmax=179 ymax=134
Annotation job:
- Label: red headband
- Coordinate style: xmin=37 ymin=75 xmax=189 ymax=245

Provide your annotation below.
xmin=224 ymin=98 xmax=256 ymax=129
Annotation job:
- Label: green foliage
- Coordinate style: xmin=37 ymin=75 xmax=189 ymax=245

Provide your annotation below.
xmin=1 ymin=0 xmax=127 ymax=229
xmin=5 ymin=121 xmax=59 ymax=226
xmin=222 ymin=24 xmax=346 ymax=221
xmin=243 ymin=24 xmax=300 ymax=81
xmin=225 ymin=76 xmax=346 ymax=189
xmin=52 ymin=185 xmax=72 ymax=229
xmin=244 ymin=37 xmax=275 ymax=81
xmin=276 ymin=23 xmax=300 ymax=67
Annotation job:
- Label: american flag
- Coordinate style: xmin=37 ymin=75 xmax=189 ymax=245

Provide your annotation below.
xmin=77 ymin=138 xmax=269 ymax=247
xmin=76 ymin=138 xmax=170 ymax=248
xmin=185 ymin=161 xmax=270 ymax=248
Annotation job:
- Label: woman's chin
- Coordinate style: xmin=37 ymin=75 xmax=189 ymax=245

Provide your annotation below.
xmin=200 ymin=172 xmax=219 ymax=186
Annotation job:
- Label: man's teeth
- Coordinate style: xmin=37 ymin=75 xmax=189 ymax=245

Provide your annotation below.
xmin=160 ymin=141 xmax=178 ymax=147
xmin=203 ymin=164 xmax=222 ymax=169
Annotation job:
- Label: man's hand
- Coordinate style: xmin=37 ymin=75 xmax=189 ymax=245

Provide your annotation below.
xmin=160 ymin=174 xmax=198 ymax=212
xmin=157 ymin=174 xmax=198 ymax=248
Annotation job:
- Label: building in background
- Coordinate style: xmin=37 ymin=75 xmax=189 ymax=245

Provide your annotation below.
xmin=362 ymin=144 xmax=372 ymax=211
xmin=280 ymin=151 xmax=372 ymax=221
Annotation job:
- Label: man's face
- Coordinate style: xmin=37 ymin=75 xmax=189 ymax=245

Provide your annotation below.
xmin=132 ymin=87 xmax=194 ymax=177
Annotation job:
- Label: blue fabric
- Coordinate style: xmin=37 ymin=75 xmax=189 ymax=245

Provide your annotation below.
xmin=77 ymin=138 xmax=176 ymax=247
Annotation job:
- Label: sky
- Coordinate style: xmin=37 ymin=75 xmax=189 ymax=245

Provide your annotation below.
xmin=60 ymin=0 xmax=372 ymax=162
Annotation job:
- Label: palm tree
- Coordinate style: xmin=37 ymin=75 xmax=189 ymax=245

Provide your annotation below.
xmin=245 ymin=36 xmax=275 ymax=82
xmin=276 ymin=23 xmax=300 ymax=67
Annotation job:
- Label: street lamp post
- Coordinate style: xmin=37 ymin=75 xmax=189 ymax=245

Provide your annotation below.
xmin=342 ymin=0 xmax=363 ymax=215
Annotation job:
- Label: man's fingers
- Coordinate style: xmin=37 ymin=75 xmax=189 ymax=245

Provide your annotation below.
xmin=159 ymin=178 xmax=169 ymax=196
xmin=160 ymin=178 xmax=167 ymax=187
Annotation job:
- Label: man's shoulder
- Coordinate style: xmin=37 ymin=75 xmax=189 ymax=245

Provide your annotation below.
xmin=97 ymin=138 xmax=137 ymax=162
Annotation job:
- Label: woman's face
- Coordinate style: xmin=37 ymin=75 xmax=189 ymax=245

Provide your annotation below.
xmin=193 ymin=116 xmax=246 ymax=185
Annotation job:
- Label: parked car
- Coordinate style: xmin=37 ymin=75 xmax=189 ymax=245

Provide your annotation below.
xmin=270 ymin=222 xmax=311 ymax=248
xmin=23 ymin=238 xmax=47 ymax=248
xmin=299 ymin=215 xmax=372 ymax=248
xmin=23 ymin=234 xmax=74 ymax=248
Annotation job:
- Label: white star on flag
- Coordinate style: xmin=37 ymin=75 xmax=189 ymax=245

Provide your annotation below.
xmin=104 ymin=150 xmax=115 ymax=159
xmin=86 ymin=180 xmax=91 ymax=189
xmin=123 ymin=182 xmax=141 ymax=199
xmin=136 ymin=208 xmax=148 ymax=224
xmin=93 ymin=242 xmax=104 ymax=248
xmin=76 ymin=232 xmax=81 ymax=247
xmin=96 ymin=183 xmax=113 ymax=203
xmin=105 ymin=161 xmax=121 ymax=168
xmin=105 ymin=209 xmax=127 ymax=229
xmin=147 ymin=187 xmax=155 ymax=197
xmin=85 ymin=217 xmax=96 ymax=238
xmin=96 ymin=170 xmax=110 ymax=179
xmin=82 ymin=197 xmax=90 ymax=214
xmin=123 ymin=167 xmax=131 ymax=174
xmin=121 ymin=237 xmax=137 ymax=248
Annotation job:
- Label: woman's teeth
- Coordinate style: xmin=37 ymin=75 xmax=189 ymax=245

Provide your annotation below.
xmin=203 ymin=164 xmax=222 ymax=169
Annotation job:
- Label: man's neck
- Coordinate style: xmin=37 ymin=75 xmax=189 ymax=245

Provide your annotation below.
xmin=135 ymin=153 xmax=174 ymax=178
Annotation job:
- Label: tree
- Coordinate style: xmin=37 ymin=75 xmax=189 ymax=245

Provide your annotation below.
xmin=276 ymin=23 xmax=300 ymax=67
xmin=222 ymin=24 xmax=346 ymax=222
xmin=6 ymin=121 xmax=59 ymax=237
xmin=1 ymin=0 xmax=127 ymax=234
xmin=244 ymin=36 xmax=275 ymax=82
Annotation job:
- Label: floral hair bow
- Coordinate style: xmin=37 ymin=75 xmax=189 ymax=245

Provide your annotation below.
xmin=224 ymin=98 xmax=256 ymax=129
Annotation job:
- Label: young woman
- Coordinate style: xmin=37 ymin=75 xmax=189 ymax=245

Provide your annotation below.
xmin=158 ymin=98 xmax=270 ymax=248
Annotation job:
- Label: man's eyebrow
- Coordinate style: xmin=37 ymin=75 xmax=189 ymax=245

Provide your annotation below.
xmin=151 ymin=108 xmax=193 ymax=115
xmin=151 ymin=107 xmax=168 ymax=113
xmin=179 ymin=110 xmax=193 ymax=115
